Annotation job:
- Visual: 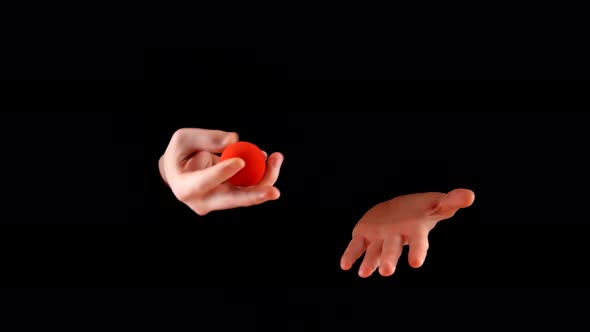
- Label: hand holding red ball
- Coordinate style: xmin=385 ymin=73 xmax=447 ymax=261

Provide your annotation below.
xmin=159 ymin=128 xmax=284 ymax=216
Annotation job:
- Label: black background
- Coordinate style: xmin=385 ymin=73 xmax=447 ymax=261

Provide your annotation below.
xmin=2 ymin=3 xmax=589 ymax=80
xmin=2 ymin=3 xmax=590 ymax=326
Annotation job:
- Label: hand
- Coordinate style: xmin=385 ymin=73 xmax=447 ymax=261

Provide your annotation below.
xmin=340 ymin=189 xmax=475 ymax=278
xmin=159 ymin=128 xmax=284 ymax=216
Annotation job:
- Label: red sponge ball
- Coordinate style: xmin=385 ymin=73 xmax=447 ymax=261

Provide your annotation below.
xmin=220 ymin=141 xmax=266 ymax=187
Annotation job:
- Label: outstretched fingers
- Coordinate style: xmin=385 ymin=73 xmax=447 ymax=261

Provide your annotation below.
xmin=379 ymin=236 xmax=404 ymax=276
xmin=340 ymin=237 xmax=367 ymax=271
xmin=358 ymin=240 xmax=383 ymax=278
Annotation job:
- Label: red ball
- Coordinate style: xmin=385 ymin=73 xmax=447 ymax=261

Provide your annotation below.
xmin=219 ymin=141 xmax=266 ymax=187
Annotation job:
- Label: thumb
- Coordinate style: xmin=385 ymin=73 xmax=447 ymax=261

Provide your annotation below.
xmin=432 ymin=189 xmax=475 ymax=215
xmin=169 ymin=157 xmax=246 ymax=199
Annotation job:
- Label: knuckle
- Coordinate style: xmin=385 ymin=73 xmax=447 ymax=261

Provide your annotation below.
xmin=170 ymin=128 xmax=188 ymax=146
xmin=173 ymin=191 xmax=191 ymax=203
xmin=174 ymin=190 xmax=213 ymax=217
xmin=210 ymin=131 xmax=229 ymax=147
xmin=194 ymin=207 xmax=209 ymax=216
xmin=172 ymin=185 xmax=202 ymax=202
xmin=191 ymin=202 xmax=210 ymax=216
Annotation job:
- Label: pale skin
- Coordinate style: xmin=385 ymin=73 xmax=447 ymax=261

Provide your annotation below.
xmin=159 ymin=128 xmax=284 ymax=216
xmin=159 ymin=128 xmax=475 ymax=277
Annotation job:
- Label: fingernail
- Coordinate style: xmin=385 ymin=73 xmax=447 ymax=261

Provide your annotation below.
xmin=340 ymin=260 xmax=349 ymax=270
xmin=224 ymin=132 xmax=238 ymax=145
xmin=272 ymin=156 xmax=283 ymax=168
xmin=233 ymin=158 xmax=245 ymax=168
